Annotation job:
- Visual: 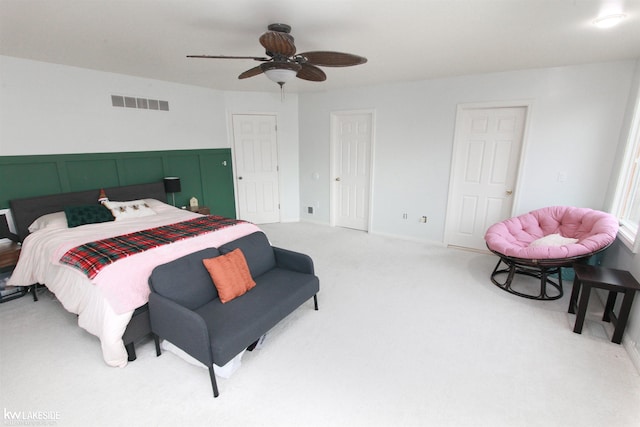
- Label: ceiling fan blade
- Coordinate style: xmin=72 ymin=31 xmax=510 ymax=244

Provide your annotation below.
xmin=299 ymin=51 xmax=367 ymax=67
xmin=238 ymin=65 xmax=265 ymax=79
xmin=187 ymin=55 xmax=270 ymax=61
xmin=297 ymin=63 xmax=326 ymax=82
xmin=259 ymin=31 xmax=296 ymax=56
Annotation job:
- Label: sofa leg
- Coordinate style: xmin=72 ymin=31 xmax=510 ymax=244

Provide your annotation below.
xmin=209 ymin=366 xmax=220 ymax=398
xmin=125 ymin=342 xmax=137 ymax=361
xmin=153 ymin=334 xmax=162 ymax=357
xmin=247 ymin=339 xmax=259 ymax=351
xmin=313 ymin=294 xmax=318 ymax=311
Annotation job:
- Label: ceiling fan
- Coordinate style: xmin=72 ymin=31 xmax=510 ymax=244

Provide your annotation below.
xmin=187 ymin=23 xmax=367 ymax=89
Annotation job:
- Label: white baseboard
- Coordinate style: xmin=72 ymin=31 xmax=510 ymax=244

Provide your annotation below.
xmin=300 ymin=218 xmax=330 ymax=226
xmin=279 ymin=217 xmax=301 ymax=223
xmin=297 ymin=221 xmax=448 ymax=247
xmin=368 ymin=229 xmax=446 ymax=246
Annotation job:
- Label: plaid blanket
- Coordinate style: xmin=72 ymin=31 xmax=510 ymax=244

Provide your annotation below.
xmin=60 ymin=215 xmax=243 ymax=279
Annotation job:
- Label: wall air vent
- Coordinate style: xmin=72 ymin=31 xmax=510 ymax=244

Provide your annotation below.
xmin=111 ymin=95 xmax=169 ymax=111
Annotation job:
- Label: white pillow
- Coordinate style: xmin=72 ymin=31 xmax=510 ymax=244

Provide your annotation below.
xmin=529 ymin=233 xmax=579 ymax=247
xmin=28 ymin=211 xmax=68 ymax=232
xmin=142 ymin=198 xmax=177 ymax=212
xmin=103 ymin=200 xmax=156 ymax=221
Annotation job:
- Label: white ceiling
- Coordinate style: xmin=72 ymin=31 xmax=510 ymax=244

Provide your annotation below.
xmin=1 ymin=0 xmax=639 ymax=93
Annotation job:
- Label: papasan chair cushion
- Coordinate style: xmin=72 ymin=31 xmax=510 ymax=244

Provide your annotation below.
xmin=485 ymin=206 xmax=619 ymax=261
xmin=484 ymin=206 xmax=619 ymax=300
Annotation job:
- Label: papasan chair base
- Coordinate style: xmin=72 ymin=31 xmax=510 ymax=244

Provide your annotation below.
xmin=489 ymin=252 xmax=591 ymax=300
xmin=484 ymin=206 xmax=619 ymax=301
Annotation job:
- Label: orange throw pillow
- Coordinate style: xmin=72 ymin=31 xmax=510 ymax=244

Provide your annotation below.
xmin=202 ymin=249 xmax=256 ymax=303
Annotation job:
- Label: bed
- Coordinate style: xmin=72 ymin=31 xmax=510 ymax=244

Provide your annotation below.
xmin=7 ymin=182 xmax=261 ymax=367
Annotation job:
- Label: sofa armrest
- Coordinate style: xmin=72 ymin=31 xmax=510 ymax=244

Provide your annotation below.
xmin=273 ymin=247 xmax=315 ymax=275
xmin=149 ymin=292 xmax=213 ymax=366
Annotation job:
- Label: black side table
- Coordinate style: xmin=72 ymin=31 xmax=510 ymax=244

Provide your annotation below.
xmin=569 ymin=263 xmax=640 ymax=344
xmin=187 ymin=206 xmax=210 ymax=215
xmin=0 ymin=242 xmax=27 ymax=303
xmin=0 ymin=241 xmax=21 ymax=269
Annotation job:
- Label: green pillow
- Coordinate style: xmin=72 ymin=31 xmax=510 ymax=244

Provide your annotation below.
xmin=64 ymin=205 xmax=115 ymax=228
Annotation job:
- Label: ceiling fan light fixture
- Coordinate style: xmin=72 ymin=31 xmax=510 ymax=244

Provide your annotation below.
xmin=261 ymin=62 xmax=301 ymax=86
xmin=264 ymin=68 xmax=298 ymax=84
xmin=593 ymin=13 xmax=627 ymax=28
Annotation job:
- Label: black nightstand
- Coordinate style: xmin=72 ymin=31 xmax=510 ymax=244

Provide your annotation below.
xmin=0 ymin=241 xmax=26 ymax=303
xmin=0 ymin=241 xmax=20 ymax=269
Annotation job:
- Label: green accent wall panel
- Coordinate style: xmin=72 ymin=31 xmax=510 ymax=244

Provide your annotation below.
xmin=66 ymin=159 xmax=120 ymax=191
xmin=119 ymin=156 xmax=165 ymax=185
xmin=166 ymin=154 xmax=202 ymax=208
xmin=0 ymin=149 xmax=236 ymax=218
xmin=200 ymin=152 xmax=236 ymax=218
xmin=0 ymin=161 xmax=63 ymax=203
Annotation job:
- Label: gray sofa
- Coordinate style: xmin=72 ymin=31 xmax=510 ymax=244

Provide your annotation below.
xmin=148 ymin=231 xmax=319 ymax=397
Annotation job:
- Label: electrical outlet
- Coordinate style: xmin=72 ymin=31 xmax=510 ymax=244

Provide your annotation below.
xmin=307 ymin=207 xmax=314 ymax=214
xmin=402 ymin=213 xmax=408 ymax=219
xmin=420 ymin=216 xmax=428 ymax=223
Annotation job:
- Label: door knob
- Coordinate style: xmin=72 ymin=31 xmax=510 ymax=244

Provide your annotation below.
xmin=506 ymin=190 xmax=513 ymax=195
xmin=335 ymin=177 xmax=341 ymax=181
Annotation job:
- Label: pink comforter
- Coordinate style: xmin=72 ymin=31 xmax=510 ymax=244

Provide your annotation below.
xmin=484 ymin=206 xmax=619 ymax=259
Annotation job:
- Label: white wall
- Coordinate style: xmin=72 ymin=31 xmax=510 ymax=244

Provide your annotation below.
xmin=298 ymin=61 xmax=636 ymax=243
xmin=0 ymin=56 xmax=228 ymax=154
xmin=602 ymin=59 xmax=640 ymax=372
xmin=2 ymin=55 xmax=634 ymax=243
xmin=0 ymin=55 xmax=300 ymax=221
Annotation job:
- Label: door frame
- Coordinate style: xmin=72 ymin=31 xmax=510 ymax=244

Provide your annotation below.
xmin=227 ymin=112 xmax=281 ymax=222
xmin=443 ymin=100 xmax=533 ymax=247
xmin=329 ymin=109 xmax=377 ymax=230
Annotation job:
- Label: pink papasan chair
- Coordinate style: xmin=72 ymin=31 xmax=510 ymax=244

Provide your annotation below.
xmin=484 ymin=206 xmax=619 ymax=300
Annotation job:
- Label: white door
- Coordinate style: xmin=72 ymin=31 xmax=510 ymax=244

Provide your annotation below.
xmin=445 ymin=105 xmax=527 ymax=250
xmin=331 ymin=112 xmax=373 ymax=231
xmin=232 ymin=114 xmax=280 ymax=224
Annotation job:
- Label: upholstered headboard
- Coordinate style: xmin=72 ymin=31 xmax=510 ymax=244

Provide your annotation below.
xmin=10 ymin=182 xmax=167 ymax=242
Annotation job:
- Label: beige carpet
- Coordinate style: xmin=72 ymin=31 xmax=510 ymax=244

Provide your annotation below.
xmin=1 ymin=222 xmax=639 ymax=426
